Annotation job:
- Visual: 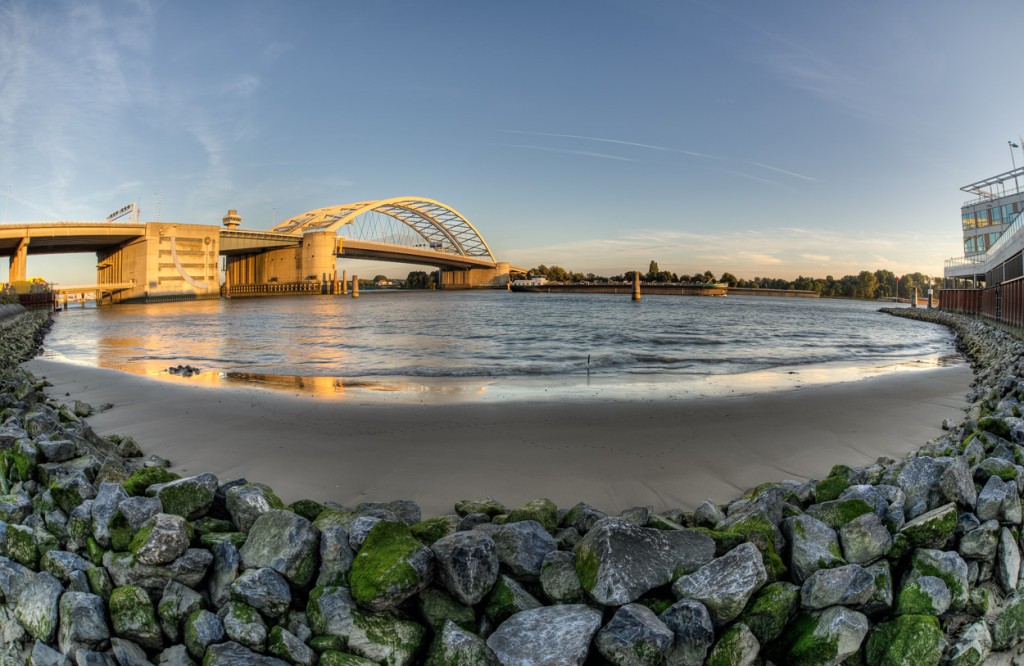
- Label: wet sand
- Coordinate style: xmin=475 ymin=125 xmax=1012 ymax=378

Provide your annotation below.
xmin=26 ymin=358 xmax=972 ymax=517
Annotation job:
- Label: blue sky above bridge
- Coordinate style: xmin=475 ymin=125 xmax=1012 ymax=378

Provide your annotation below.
xmin=2 ymin=0 xmax=1023 ymax=284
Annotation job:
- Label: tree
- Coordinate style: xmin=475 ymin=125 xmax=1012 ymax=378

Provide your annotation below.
xmin=720 ymin=272 xmax=738 ymax=287
xmin=648 ymin=260 xmax=659 ymax=278
xmin=405 ymin=271 xmax=436 ymax=289
xmin=373 ymin=274 xmax=388 ymax=283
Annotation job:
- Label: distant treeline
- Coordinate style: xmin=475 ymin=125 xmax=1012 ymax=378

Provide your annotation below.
xmin=527 ymin=262 xmax=937 ymax=300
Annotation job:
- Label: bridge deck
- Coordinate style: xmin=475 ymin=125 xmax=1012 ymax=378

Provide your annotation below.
xmin=0 ymin=222 xmax=146 ymax=255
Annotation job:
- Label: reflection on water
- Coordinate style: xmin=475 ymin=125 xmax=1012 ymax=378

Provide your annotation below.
xmin=40 ymin=292 xmax=964 ymax=400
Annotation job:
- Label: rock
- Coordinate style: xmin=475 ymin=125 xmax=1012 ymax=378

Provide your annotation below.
xmin=738 ymin=581 xmax=799 ymax=645
xmin=355 ymin=499 xmax=422 ymax=525
xmin=267 ymin=626 xmax=316 ymax=666
xmin=838 ymin=512 xmax=892 ymax=564
xmin=29 ymin=641 xmax=68 ymax=666
xmin=129 ymin=513 xmax=192 ymax=565
xmin=226 ymin=483 xmax=283 ymax=533
xmin=157 ymin=580 xmax=203 ymax=643
xmin=940 ymin=456 xmax=977 ymax=508
xmin=431 ymin=530 xmax=499 ymax=606
xmin=799 ymin=563 xmax=875 ymax=610
xmin=478 ymin=519 xmax=556 ymax=579
xmin=484 ymin=574 xmax=543 ymax=624
xmin=454 ymin=497 xmax=506 ymax=517
xmin=996 ymin=526 xmax=1021 ymax=593
xmin=575 ymin=517 xmax=715 ymax=605
xmin=347 ymin=516 xmax=382 ymax=551
xmin=109 ymin=585 xmax=163 ymax=650
xmin=202 ymin=641 xmax=288 ymax=665
xmin=958 ymin=519 xmax=999 ymax=560
xmin=208 ymin=540 xmax=240 ymax=609
xmin=37 ymin=438 xmax=76 ymax=463
xmin=895 ymin=575 xmax=950 ymax=616
xmin=0 ymin=555 xmax=35 ymax=603
xmin=51 ymin=471 xmax=96 ymax=514
xmin=705 ymin=623 xmax=760 ymax=666
xmin=306 ymin=585 xmax=426 ymax=665
xmin=976 ymin=474 xmax=1014 ymax=522
xmin=505 ymin=498 xmax=558 ymax=532
xmin=239 ymin=509 xmax=320 ymax=588
xmin=896 ymin=456 xmax=946 ymax=520
xmin=486 ymin=604 xmax=602 ymax=666
xmin=425 ymin=620 xmax=499 ymax=665
xmin=540 ymin=550 xmax=583 ymax=604
xmin=221 ymin=601 xmax=268 ymax=652
xmin=58 ymin=591 xmax=110 ymax=657
xmin=103 ymin=549 xmax=213 ymax=594
xmin=318 ymin=525 xmax=354 ymax=587
xmin=561 ymin=502 xmax=607 ymax=534
xmin=418 ymin=586 xmax=475 ymax=633
xmin=781 ymin=514 xmax=844 ymax=583
xmin=109 ymin=496 xmax=162 ymax=551
xmin=156 ymin=644 xmax=194 ymax=666
xmin=772 ymin=606 xmax=869 ymax=665
xmin=40 ymin=549 xmax=93 ymax=584
xmin=410 ymin=515 xmax=460 ymax=545
xmin=155 ymin=473 xmax=217 ymax=520
xmin=908 ymin=548 xmax=969 ymax=611
xmin=899 ymin=502 xmax=957 ymax=549
xmin=946 ymin=620 xmax=992 ymax=666
xmin=349 ymin=520 xmax=434 ymax=612
xmin=993 ymin=592 xmax=1024 ymax=650
xmin=660 ymin=599 xmax=715 ymax=666
xmin=15 ymin=570 xmax=63 ymax=642
xmin=110 ymin=637 xmax=154 ymax=666
xmin=693 ymin=499 xmax=726 ymax=528
xmin=594 ymin=603 xmax=674 ymax=666
xmin=672 ymin=542 xmax=768 ymax=626
xmin=805 ymin=498 xmax=874 ymax=530
xmin=230 ymin=567 xmax=292 ymax=618
xmin=864 ymin=614 xmax=945 ymax=666
xmin=183 ymin=609 xmax=224 ymax=660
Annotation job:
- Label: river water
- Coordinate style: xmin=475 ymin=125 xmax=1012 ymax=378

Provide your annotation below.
xmin=39 ymin=292 xmax=960 ymax=400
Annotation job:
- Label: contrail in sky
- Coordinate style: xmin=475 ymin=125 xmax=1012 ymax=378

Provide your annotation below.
xmin=489 ymin=142 xmax=638 ymax=162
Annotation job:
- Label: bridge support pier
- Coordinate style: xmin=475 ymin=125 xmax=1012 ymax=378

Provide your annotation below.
xmin=9 ymin=237 xmax=28 ymax=282
xmin=439 ymin=262 xmax=512 ymax=289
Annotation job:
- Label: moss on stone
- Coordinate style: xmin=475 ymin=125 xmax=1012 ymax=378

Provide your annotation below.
xmin=706 ymin=624 xmax=754 ymax=666
xmin=810 ymin=499 xmax=874 ymax=529
xmin=6 ymin=523 xmax=37 ymax=568
xmin=192 ymin=517 xmax=235 ymax=537
xmin=505 ymin=498 xmax=558 ymax=532
xmin=349 ymin=521 xmax=423 ymax=608
xmin=815 ymin=475 xmax=851 ymax=503
xmin=288 ymin=498 xmax=326 ymax=522
xmin=992 ymin=594 xmax=1024 ymax=651
xmin=1 ymin=448 xmax=35 ymax=483
xmin=772 ymin=612 xmax=840 ymax=666
xmin=158 ymin=481 xmax=214 ymax=520
xmin=418 ymin=586 xmax=476 ymax=633
xmin=687 ymin=526 xmax=746 ymax=556
xmin=86 ymin=536 xmax=106 ymax=565
xmin=122 ymin=468 xmax=179 ymax=497
xmin=739 ymin=582 xmax=800 ymax=645
xmin=127 ymin=519 xmax=156 ymax=555
xmin=901 ymin=505 xmax=957 ymax=549
xmin=978 ymin=416 xmax=1012 ymax=439
xmin=349 ymin=605 xmax=426 ymax=658
xmin=109 ymin=585 xmax=161 ymax=647
xmin=313 ymin=508 xmax=355 ymax=531
xmin=895 ymin=579 xmax=941 ymax=616
xmin=200 ymin=532 xmax=247 ymax=549
xmin=574 ymin=543 xmax=600 ymax=593
xmin=319 ymin=650 xmax=379 ymax=666
xmin=864 ymin=614 xmax=944 ymax=666
xmin=410 ymin=517 xmax=455 ymax=546
xmin=309 ymin=634 xmax=347 ymax=654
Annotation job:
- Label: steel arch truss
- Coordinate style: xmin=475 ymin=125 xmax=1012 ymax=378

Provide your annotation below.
xmin=270 ymin=197 xmax=495 ymax=262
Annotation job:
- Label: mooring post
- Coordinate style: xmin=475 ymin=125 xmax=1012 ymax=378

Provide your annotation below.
xmin=352 ymin=275 xmax=359 ymax=298
xmin=632 ymin=271 xmax=641 ymax=301
xmin=912 ymin=287 xmax=918 ymax=308
xmin=342 ymin=270 xmax=348 ymax=295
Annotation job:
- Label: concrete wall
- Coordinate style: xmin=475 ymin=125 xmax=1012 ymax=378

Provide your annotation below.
xmin=98 ymin=223 xmax=221 ymax=303
xmin=440 ymin=262 xmax=511 ymax=288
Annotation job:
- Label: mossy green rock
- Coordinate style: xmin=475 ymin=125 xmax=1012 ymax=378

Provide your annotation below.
xmin=411 ymin=516 xmax=460 ymax=545
xmin=979 ymin=416 xmax=1012 ymax=439
xmin=771 ymin=606 xmax=869 ymax=666
xmin=706 ymin=623 xmax=760 ymax=666
xmin=805 ymin=498 xmax=874 ymax=530
xmin=484 ymin=574 xmax=542 ymax=624
xmin=321 ymin=651 xmax=382 ymax=666
xmin=6 ymin=523 xmax=37 ymax=568
xmin=815 ymin=475 xmax=852 ymax=503
xmin=122 ymin=468 xmax=180 ymax=497
xmin=738 ymin=581 xmax=800 ymax=645
xmin=109 ymin=585 xmax=163 ymax=650
xmin=895 ymin=576 xmax=950 ymax=616
xmin=349 ymin=520 xmax=434 ymax=612
xmin=505 ymin=498 xmax=558 ymax=532
xmin=310 ymin=635 xmax=346 ymax=653
xmin=865 ymin=614 xmax=944 ymax=666
xmin=314 ymin=508 xmax=356 ymax=531
xmin=454 ymin=497 xmax=506 ymax=517
xmin=425 ymin=620 xmax=499 ymax=666
xmin=239 ymin=509 xmax=320 ymax=589
xmin=267 ymin=625 xmax=318 ymax=665
xmin=289 ymin=498 xmax=326 ymax=522
xmin=307 ymin=585 xmax=426 ymax=666
xmin=157 ymin=473 xmax=218 ymax=520
xmin=418 ymin=587 xmax=476 ymax=633
xmin=993 ymin=593 xmax=1024 ymax=650
xmin=200 ymin=532 xmax=247 ymax=548
xmin=899 ymin=503 xmax=957 ymax=549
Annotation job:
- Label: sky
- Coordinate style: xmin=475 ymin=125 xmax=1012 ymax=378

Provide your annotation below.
xmin=2 ymin=0 xmax=1024 ymax=284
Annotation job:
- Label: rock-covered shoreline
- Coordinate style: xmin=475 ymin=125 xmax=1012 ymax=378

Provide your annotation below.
xmin=1 ymin=305 xmax=1024 ymax=664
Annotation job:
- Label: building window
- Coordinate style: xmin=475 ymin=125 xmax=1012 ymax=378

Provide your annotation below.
xmin=963 ymin=212 xmax=976 ymax=229
xmin=990 ymin=231 xmax=1001 ymax=246
xmin=992 ymin=207 xmax=1003 ymax=224
xmin=977 ymin=209 xmax=990 ymax=228
xmin=965 ymin=237 xmax=976 ymax=253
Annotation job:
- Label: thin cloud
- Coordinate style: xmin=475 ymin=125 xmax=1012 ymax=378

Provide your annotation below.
xmin=490 ymin=143 xmax=638 ymax=163
xmin=748 ymin=161 xmax=818 ymax=182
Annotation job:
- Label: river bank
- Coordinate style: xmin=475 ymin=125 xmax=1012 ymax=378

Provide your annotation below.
xmin=3 ymin=305 xmax=1024 ymax=664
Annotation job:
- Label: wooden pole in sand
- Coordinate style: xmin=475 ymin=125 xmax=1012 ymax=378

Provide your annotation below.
xmin=632 ymin=271 xmax=641 ymax=301
xmin=342 ymin=270 xmax=348 ymax=295
xmin=352 ymin=275 xmax=359 ymax=298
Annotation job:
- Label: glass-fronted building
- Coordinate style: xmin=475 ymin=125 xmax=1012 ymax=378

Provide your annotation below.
xmin=945 ymin=167 xmax=1024 ymax=288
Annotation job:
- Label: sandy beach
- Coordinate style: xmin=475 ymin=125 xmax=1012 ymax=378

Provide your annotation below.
xmin=26 ymin=358 xmax=972 ymax=518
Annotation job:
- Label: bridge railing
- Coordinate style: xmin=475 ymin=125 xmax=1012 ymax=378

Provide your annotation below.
xmin=224 ymin=281 xmax=330 ymax=298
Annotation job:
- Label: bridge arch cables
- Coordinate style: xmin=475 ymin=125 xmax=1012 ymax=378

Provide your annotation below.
xmin=269 ymin=197 xmax=496 ymax=262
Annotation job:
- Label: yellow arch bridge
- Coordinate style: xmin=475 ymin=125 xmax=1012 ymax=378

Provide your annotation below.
xmin=0 ymin=197 xmax=522 ymax=304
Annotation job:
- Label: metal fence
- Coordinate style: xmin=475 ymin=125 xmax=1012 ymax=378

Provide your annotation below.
xmin=942 ymin=276 xmax=1024 ymax=327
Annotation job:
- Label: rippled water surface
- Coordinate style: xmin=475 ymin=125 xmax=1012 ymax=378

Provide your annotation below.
xmin=41 ymin=292 xmax=959 ymax=397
